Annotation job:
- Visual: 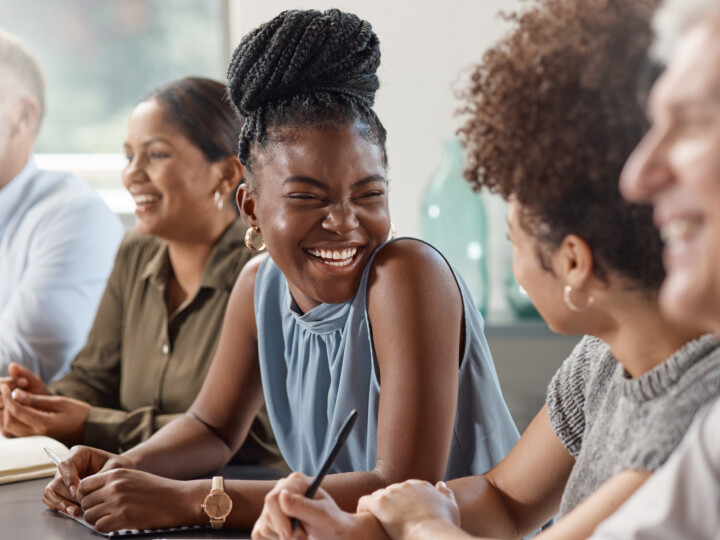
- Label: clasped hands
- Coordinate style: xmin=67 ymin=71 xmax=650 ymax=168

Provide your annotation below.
xmin=0 ymin=362 xmax=90 ymax=444
xmin=251 ymin=473 xmax=462 ymax=540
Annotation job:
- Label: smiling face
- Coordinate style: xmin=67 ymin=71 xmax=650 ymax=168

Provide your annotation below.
xmin=620 ymin=20 xmax=720 ymax=330
xmin=122 ymin=98 xmax=221 ymax=241
xmin=241 ymin=124 xmax=390 ymax=313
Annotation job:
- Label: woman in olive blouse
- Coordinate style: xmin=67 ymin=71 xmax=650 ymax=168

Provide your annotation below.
xmin=0 ymin=78 xmax=282 ymax=467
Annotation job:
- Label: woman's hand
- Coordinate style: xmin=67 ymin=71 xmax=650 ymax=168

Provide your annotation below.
xmin=0 ymin=363 xmax=49 ymax=430
xmin=252 ymin=472 xmax=366 ymax=540
xmin=1 ymin=362 xmax=50 ymax=395
xmin=42 ymin=445 xmax=134 ymax=517
xmin=357 ymin=480 xmax=461 ymax=540
xmin=0 ymin=384 xmax=90 ymax=444
xmin=71 ymin=469 xmax=193 ymax=533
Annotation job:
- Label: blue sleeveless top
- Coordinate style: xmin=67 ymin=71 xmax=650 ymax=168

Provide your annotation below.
xmin=255 ymin=238 xmax=519 ymax=479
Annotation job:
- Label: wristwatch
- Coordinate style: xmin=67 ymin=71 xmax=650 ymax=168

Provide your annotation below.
xmin=201 ymin=476 xmax=233 ymax=529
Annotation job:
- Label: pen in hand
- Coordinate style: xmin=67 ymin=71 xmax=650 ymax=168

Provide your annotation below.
xmin=44 ymin=446 xmax=62 ymax=467
xmin=290 ymin=409 xmax=358 ymax=533
xmin=44 ymin=446 xmax=81 ymax=516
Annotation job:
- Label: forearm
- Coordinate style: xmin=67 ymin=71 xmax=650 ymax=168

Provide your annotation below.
xmin=449 ymin=475 xmax=531 ymax=539
xmin=121 ymin=414 xmax=232 ymax=479
xmin=407 ymin=520 xmax=477 ymax=540
xmin=534 ymin=470 xmax=651 ymax=540
xmin=169 ymin=477 xmax=276 ymax=530
xmin=321 ymin=468 xmax=406 ymax=513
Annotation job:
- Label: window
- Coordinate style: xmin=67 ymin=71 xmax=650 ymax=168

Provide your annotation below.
xmin=1 ymin=0 xmax=229 ymax=214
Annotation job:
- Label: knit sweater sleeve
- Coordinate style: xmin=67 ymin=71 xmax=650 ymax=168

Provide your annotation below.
xmin=546 ymin=336 xmax=604 ymax=457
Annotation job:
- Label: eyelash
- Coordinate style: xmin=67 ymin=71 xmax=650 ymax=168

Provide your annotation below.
xmin=124 ymin=151 xmax=170 ymax=164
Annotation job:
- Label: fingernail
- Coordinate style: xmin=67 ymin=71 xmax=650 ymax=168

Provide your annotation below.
xmin=66 ymin=506 xmax=75 ymax=516
xmin=437 ymin=481 xmax=447 ymax=488
xmin=69 ymin=486 xmax=76 ymax=498
xmin=11 ymin=389 xmax=25 ymax=400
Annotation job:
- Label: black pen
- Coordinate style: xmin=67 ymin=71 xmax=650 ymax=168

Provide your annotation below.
xmin=290 ymin=409 xmax=358 ymax=533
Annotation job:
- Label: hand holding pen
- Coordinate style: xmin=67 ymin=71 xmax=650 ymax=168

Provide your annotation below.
xmin=251 ymin=409 xmax=358 ymax=539
xmin=290 ymin=409 xmax=358 ymax=532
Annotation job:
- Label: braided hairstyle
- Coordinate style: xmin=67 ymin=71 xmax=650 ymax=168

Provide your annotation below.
xmin=459 ymin=0 xmax=664 ymax=292
xmin=226 ymin=9 xmax=387 ymax=185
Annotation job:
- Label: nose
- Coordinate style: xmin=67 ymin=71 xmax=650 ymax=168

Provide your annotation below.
xmin=322 ymin=202 xmax=359 ymax=234
xmin=122 ymin=156 xmax=148 ymax=188
xmin=619 ymin=128 xmax=673 ymax=204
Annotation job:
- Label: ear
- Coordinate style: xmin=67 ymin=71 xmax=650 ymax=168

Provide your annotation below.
xmin=553 ymin=234 xmax=594 ymax=289
xmin=237 ymin=183 xmax=258 ymax=228
xmin=8 ymin=96 xmax=41 ymax=139
xmin=212 ymin=155 xmax=244 ymax=197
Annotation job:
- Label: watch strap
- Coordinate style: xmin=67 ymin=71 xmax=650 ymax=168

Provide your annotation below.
xmin=211 ymin=476 xmax=224 ymax=492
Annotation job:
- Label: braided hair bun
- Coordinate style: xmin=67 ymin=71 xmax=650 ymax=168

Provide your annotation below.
xmin=226 ymin=9 xmax=386 ymax=169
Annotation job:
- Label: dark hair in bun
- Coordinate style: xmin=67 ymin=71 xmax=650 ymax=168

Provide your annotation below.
xmin=227 ymin=9 xmax=387 ymax=175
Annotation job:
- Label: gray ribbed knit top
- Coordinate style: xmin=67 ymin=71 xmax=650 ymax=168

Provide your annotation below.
xmin=547 ymin=334 xmax=720 ymax=516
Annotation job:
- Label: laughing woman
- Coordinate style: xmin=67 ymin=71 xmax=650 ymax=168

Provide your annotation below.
xmin=0 ymin=78 xmax=280 ymax=467
xmin=40 ymin=10 xmax=518 ymax=534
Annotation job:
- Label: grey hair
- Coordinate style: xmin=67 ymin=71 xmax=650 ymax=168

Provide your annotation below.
xmin=652 ymin=0 xmax=720 ymax=61
xmin=0 ymin=28 xmax=45 ymax=125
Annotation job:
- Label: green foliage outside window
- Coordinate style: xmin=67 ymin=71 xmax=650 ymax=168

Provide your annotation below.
xmin=1 ymin=0 xmax=225 ymax=157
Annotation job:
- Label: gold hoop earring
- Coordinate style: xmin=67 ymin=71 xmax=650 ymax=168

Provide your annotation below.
xmin=245 ymin=226 xmax=266 ymax=252
xmin=214 ymin=190 xmax=224 ymax=211
xmin=387 ymin=222 xmax=396 ymax=242
xmin=563 ymin=285 xmax=594 ymax=313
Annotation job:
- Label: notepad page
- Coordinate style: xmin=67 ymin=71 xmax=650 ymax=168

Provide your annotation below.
xmin=0 ymin=435 xmax=69 ymax=485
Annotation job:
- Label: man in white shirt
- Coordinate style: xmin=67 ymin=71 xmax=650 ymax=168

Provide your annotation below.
xmin=591 ymin=0 xmax=720 ymax=537
xmin=0 ymin=29 xmax=123 ymax=382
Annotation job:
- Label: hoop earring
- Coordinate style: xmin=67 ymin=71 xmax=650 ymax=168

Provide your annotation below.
xmin=387 ymin=222 xmax=396 ymax=241
xmin=214 ymin=190 xmax=224 ymax=211
xmin=245 ymin=226 xmax=266 ymax=252
xmin=563 ymin=285 xmax=594 ymax=313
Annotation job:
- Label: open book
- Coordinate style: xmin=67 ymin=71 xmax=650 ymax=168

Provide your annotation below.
xmin=0 ymin=434 xmax=69 ymax=485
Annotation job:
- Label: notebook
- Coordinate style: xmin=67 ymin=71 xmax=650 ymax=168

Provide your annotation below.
xmin=61 ymin=510 xmax=207 ymax=537
xmin=0 ymin=434 xmax=69 ymax=485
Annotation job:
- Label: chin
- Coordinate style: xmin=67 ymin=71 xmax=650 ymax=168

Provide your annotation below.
xmin=659 ymin=277 xmax=708 ymax=329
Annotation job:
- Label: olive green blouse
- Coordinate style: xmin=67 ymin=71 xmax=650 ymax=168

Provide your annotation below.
xmin=49 ymin=219 xmax=283 ymax=468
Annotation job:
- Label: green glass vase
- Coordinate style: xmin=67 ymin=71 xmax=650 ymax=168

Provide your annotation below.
xmin=421 ymin=138 xmax=489 ymax=315
xmin=504 ymin=272 xmax=541 ymax=319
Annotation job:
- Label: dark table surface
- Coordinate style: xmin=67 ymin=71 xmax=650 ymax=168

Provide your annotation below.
xmin=0 ymin=465 xmax=286 ymax=539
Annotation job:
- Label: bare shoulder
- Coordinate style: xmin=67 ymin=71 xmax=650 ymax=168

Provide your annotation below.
xmin=227 ymin=253 xmax=269 ymax=316
xmin=233 ymin=254 xmax=268 ymax=292
xmin=368 ymin=239 xmax=457 ymax=295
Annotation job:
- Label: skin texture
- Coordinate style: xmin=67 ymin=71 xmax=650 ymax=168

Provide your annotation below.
xmin=41 ymin=124 xmax=467 ymax=534
xmin=0 ymin=97 xmax=242 ymax=445
xmin=620 ymin=18 xmax=720 ymax=332
xmin=251 ymin=198 xmax=700 ymax=540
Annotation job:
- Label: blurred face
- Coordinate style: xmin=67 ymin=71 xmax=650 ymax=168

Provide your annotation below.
xmin=620 ymin=20 xmax=720 ymax=330
xmin=122 ymin=99 xmax=218 ymax=240
xmin=246 ymin=124 xmax=390 ymax=313
xmin=507 ymin=200 xmax=566 ymax=332
xmin=0 ymin=71 xmax=25 ymax=189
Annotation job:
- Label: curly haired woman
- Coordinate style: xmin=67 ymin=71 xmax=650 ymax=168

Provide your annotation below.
xmin=258 ymin=1 xmax=720 ymax=539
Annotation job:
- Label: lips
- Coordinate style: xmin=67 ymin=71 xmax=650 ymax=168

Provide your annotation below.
xmin=131 ymin=192 xmax=162 ymax=213
xmin=306 ymin=247 xmax=358 ymax=267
